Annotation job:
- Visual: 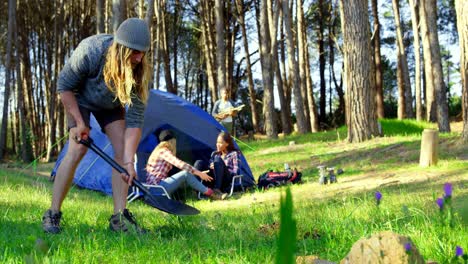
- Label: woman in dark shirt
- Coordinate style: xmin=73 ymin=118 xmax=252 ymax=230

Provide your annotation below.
xmin=195 ymin=132 xmax=241 ymax=195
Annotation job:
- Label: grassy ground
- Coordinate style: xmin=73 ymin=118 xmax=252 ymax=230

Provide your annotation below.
xmin=0 ymin=119 xmax=467 ymax=263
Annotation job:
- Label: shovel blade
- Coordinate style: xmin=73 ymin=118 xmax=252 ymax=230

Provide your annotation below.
xmin=142 ymin=195 xmax=200 ymax=216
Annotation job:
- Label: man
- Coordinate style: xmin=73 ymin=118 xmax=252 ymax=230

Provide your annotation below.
xmin=42 ymin=18 xmax=152 ymax=234
xmin=212 ymin=89 xmax=238 ymax=134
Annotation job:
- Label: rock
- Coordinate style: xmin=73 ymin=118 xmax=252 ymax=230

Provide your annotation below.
xmin=289 ymin=141 xmax=296 ymax=146
xmin=296 ymin=255 xmax=336 ymax=264
xmin=340 ymin=231 xmax=425 ymax=264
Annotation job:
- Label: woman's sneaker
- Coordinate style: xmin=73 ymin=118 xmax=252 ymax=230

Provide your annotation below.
xmin=109 ymin=209 xmax=147 ymax=234
xmin=210 ymin=189 xmax=228 ymax=200
xmin=42 ymin=209 xmax=62 ymax=234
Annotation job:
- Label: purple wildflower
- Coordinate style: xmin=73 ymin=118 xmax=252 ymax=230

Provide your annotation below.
xmin=404 ymin=242 xmax=411 ymax=252
xmin=436 ymin=198 xmax=444 ymax=210
xmin=456 ymin=246 xmax=464 ymax=257
xmin=375 ymin=191 xmax=382 ymax=205
xmin=444 ymin=183 xmax=453 ymax=198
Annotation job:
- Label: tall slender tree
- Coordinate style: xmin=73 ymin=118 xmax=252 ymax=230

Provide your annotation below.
xmin=236 ymin=0 xmax=260 ymax=133
xmin=409 ymin=0 xmax=423 ymax=121
xmin=455 ymin=0 xmax=468 ymax=141
xmin=298 ymin=0 xmax=318 ymax=132
xmin=257 ymin=0 xmax=277 ymax=138
xmin=0 ymin=0 xmax=16 ymax=160
xmin=339 ymin=0 xmax=379 ymax=142
xmin=392 ymin=0 xmax=413 ymax=119
xmin=425 ymin=0 xmax=450 ymax=132
xmin=97 ymin=0 xmax=105 ymax=33
xmin=371 ymin=0 xmax=384 ymax=119
xmin=419 ymin=0 xmax=436 ymax=122
xmin=216 ymin=0 xmax=226 ymax=91
xmin=282 ymin=0 xmax=307 ymax=134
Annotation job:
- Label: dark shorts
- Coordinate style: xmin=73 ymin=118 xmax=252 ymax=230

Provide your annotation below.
xmin=66 ymin=105 xmax=125 ymax=133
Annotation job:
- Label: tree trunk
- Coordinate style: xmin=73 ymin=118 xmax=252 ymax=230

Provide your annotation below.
xmin=215 ymin=0 xmax=226 ymax=92
xmin=158 ymin=1 xmax=174 ymax=93
xmin=409 ymin=0 xmax=423 ymax=121
xmin=96 ymin=0 xmax=105 ymax=34
xmin=16 ymin=21 xmax=33 ymax=162
xmin=200 ymin=0 xmax=218 ymax=103
xmin=145 ymin=0 xmax=154 ymax=24
xmin=258 ymin=0 xmax=277 ymax=138
xmin=392 ymin=0 xmax=413 ymax=119
xmin=236 ymin=0 xmax=260 ymax=133
xmin=317 ymin=0 xmax=327 ymax=125
xmin=282 ymin=0 xmax=307 ymax=134
xmin=298 ymin=0 xmax=318 ymax=132
xmin=112 ymin=0 xmax=122 ymax=32
xmin=0 ymin=0 xmax=16 ymax=160
xmin=425 ymin=0 xmax=450 ymax=132
xmin=173 ymin=0 xmax=180 ymax=94
xmin=455 ymin=0 xmax=468 ymax=141
xmin=339 ymin=0 xmax=379 ymax=143
xmin=419 ymin=1 xmax=437 ymax=122
xmin=370 ymin=0 xmax=384 ymax=119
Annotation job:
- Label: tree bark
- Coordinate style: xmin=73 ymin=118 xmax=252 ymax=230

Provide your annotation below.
xmin=200 ymin=0 xmax=218 ymax=103
xmin=96 ymin=0 xmax=105 ymax=34
xmin=392 ymin=0 xmax=413 ymax=119
xmin=236 ymin=0 xmax=260 ymax=133
xmin=298 ymin=0 xmax=318 ymax=132
xmin=339 ymin=0 xmax=379 ymax=143
xmin=419 ymin=1 xmax=437 ymax=122
xmin=455 ymin=0 xmax=468 ymax=141
xmin=317 ymin=0 xmax=327 ymax=125
xmin=216 ymin=0 xmax=226 ymax=91
xmin=145 ymin=0 xmax=154 ymax=24
xmin=0 ymin=0 xmax=16 ymax=160
xmin=112 ymin=0 xmax=122 ymax=33
xmin=409 ymin=0 xmax=423 ymax=121
xmin=282 ymin=0 xmax=307 ymax=134
xmin=370 ymin=0 xmax=384 ymax=119
xmin=425 ymin=0 xmax=450 ymax=132
xmin=258 ymin=0 xmax=277 ymax=138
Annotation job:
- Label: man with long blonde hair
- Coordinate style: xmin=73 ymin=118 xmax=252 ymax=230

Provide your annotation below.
xmin=42 ymin=18 xmax=152 ymax=234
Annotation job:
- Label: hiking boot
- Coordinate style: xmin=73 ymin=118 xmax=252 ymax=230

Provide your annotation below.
xmin=210 ymin=189 xmax=228 ymax=200
xmin=42 ymin=209 xmax=62 ymax=234
xmin=109 ymin=209 xmax=147 ymax=234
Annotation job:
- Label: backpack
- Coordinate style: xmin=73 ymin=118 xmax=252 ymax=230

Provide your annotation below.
xmin=257 ymin=168 xmax=302 ymax=189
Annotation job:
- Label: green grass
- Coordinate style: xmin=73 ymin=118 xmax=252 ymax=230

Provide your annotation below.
xmin=1 ymin=119 xmax=467 ymax=263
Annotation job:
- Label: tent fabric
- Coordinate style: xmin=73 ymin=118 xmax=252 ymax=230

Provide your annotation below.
xmin=51 ymin=90 xmax=255 ymax=195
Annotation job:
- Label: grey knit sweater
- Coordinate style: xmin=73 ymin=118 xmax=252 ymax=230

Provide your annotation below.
xmin=57 ymin=34 xmax=145 ymax=128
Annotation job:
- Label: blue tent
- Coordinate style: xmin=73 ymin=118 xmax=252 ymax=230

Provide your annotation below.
xmin=52 ymin=90 xmax=255 ymax=195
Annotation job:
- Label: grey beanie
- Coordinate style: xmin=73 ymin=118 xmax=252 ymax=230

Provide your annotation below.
xmin=115 ymin=18 xmax=150 ymax=52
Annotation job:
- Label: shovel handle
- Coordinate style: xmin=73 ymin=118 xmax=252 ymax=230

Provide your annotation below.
xmin=79 ymin=137 xmax=149 ymax=194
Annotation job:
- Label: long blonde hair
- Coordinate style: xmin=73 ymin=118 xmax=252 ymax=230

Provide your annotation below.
xmin=103 ymin=42 xmax=151 ymax=106
xmin=155 ymin=139 xmax=176 ymax=154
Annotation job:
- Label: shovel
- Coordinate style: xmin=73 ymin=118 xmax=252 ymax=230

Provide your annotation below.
xmin=79 ymin=137 xmax=200 ymax=216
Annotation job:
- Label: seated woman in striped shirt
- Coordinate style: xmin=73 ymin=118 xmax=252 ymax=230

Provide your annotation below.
xmin=145 ymin=129 xmax=227 ymax=200
xmin=195 ymin=132 xmax=241 ymax=195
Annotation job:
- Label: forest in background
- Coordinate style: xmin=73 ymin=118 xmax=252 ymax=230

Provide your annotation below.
xmin=0 ymin=0 xmax=467 ymax=163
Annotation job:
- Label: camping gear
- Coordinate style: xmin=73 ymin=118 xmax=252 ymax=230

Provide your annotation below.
xmin=51 ymin=90 xmax=255 ymax=195
xmin=257 ymin=169 xmax=302 ymax=189
xmin=318 ymin=165 xmax=328 ymax=184
xmin=79 ymin=137 xmax=200 ymax=216
xmin=328 ymin=167 xmax=337 ymax=183
xmin=318 ymin=166 xmax=343 ymax=185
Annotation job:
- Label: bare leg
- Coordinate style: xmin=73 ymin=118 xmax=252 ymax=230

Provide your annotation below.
xmin=104 ymin=120 xmax=128 ymax=214
xmin=51 ymin=133 xmax=88 ymax=211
